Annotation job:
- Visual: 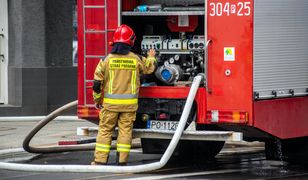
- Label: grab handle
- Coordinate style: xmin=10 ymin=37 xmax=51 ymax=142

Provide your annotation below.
xmin=204 ymin=39 xmax=212 ymax=93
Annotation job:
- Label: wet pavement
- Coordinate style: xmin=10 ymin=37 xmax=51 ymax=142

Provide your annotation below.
xmin=1 ymin=120 xmax=308 ymax=179
xmin=1 ymin=149 xmax=308 ymax=180
xmin=0 ymin=120 xmax=95 ymax=149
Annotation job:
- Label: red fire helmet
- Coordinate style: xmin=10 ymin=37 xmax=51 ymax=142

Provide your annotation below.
xmin=112 ymin=24 xmax=136 ymax=46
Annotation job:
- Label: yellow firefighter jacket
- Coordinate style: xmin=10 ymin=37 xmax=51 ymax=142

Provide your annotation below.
xmin=93 ymin=52 xmax=156 ymax=112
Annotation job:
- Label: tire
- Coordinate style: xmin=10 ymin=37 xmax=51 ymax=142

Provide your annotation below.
xmin=265 ymin=139 xmax=285 ymax=161
xmin=265 ymin=137 xmax=308 ymax=162
xmin=181 ymin=140 xmax=225 ymax=162
xmin=141 ymin=138 xmax=225 ymax=161
xmin=282 ymin=137 xmax=308 ymax=162
xmin=141 ymin=138 xmax=169 ymax=154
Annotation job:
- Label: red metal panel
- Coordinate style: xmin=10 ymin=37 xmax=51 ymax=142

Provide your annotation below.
xmin=166 ymin=16 xmax=199 ymax=32
xmin=122 ymin=0 xmax=138 ymax=11
xmin=78 ymin=0 xmax=119 ymax=119
xmin=86 ymin=58 xmax=101 ymax=80
xmin=86 ymin=34 xmax=106 ymax=55
xmin=254 ymin=97 xmax=308 ymax=139
xmin=207 ymin=0 xmax=254 ymax=125
xmin=85 ymin=8 xmax=105 ymax=30
xmin=106 ymin=0 xmax=119 ymax=52
xmin=107 ymin=0 xmax=119 ymax=29
xmin=78 ymin=105 xmax=100 ymax=120
xmin=107 ymin=32 xmax=115 ymax=52
xmin=139 ymin=86 xmax=190 ymax=99
xmin=140 ymin=87 xmax=207 ymax=123
xmin=85 ymin=0 xmax=105 ymax=5
xmin=77 ymin=0 xmax=85 ymax=105
xmin=86 ymin=86 xmax=94 ymax=104
xmin=196 ymin=88 xmax=207 ymax=124
xmin=79 ymin=86 xmax=207 ymax=121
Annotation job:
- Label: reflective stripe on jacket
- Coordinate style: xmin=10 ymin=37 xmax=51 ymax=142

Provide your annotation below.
xmin=93 ymin=52 xmax=156 ymax=112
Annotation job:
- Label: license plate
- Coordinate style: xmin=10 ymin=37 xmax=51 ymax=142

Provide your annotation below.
xmin=147 ymin=120 xmax=178 ymax=131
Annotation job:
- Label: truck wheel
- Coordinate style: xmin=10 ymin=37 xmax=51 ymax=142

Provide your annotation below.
xmin=141 ymin=138 xmax=169 ymax=154
xmin=265 ymin=139 xmax=286 ymax=160
xmin=281 ymin=137 xmax=308 ymax=162
xmin=140 ymin=139 xmax=196 ymax=155
xmin=265 ymin=137 xmax=308 ymax=162
xmin=184 ymin=140 xmax=225 ymax=162
xmin=141 ymin=139 xmax=225 ymax=162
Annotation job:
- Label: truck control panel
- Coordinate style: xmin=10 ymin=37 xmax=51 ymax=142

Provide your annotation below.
xmin=141 ymin=35 xmax=205 ymax=84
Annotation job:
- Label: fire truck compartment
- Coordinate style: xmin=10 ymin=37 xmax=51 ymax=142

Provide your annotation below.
xmin=122 ymin=15 xmax=205 ymax=86
xmin=253 ymin=0 xmax=308 ymax=99
xmin=77 ymin=0 xmax=308 ymax=142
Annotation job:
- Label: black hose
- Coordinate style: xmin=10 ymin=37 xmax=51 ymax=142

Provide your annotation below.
xmin=22 ymin=100 xmax=97 ymax=153
xmin=23 ymin=100 xmax=141 ymax=154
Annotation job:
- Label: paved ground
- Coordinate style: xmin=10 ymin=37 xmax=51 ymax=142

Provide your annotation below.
xmin=0 ymin=120 xmax=95 ymax=149
xmin=1 ymin=119 xmax=308 ymax=179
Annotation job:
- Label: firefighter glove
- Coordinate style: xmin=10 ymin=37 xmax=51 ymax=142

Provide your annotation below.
xmin=93 ymin=92 xmax=102 ymax=104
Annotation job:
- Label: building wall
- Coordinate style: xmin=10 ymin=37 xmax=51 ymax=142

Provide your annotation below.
xmin=0 ymin=0 xmax=77 ymax=116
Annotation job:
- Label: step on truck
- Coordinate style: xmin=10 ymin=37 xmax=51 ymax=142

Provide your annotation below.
xmin=77 ymin=0 xmax=308 ymax=161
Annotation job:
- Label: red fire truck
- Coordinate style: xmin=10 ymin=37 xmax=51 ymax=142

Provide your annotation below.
xmin=77 ymin=0 xmax=308 ymax=161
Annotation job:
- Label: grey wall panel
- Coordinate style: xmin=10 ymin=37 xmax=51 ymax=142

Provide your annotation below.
xmin=46 ymin=0 xmax=73 ymax=67
xmin=2 ymin=0 xmax=76 ymax=116
xmin=22 ymin=0 xmax=46 ymax=68
xmin=254 ymin=0 xmax=308 ymax=99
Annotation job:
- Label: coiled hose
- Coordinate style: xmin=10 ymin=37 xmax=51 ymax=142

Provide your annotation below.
xmin=0 ymin=75 xmax=202 ymax=173
xmin=22 ymin=100 xmax=97 ymax=153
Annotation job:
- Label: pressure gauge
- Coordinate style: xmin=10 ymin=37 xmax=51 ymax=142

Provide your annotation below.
xmin=169 ymin=58 xmax=175 ymax=64
xmin=174 ymin=54 xmax=180 ymax=61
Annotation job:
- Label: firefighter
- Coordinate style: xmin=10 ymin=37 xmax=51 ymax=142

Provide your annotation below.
xmin=91 ymin=24 xmax=156 ymax=165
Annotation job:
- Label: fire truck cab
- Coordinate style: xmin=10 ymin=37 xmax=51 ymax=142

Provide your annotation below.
xmin=77 ymin=0 xmax=308 ymax=161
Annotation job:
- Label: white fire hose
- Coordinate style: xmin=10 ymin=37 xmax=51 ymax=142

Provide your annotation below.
xmin=0 ymin=75 xmax=202 ymax=173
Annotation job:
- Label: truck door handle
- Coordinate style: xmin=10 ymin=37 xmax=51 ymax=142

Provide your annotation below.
xmin=0 ymin=34 xmax=4 ymax=62
xmin=205 ymin=39 xmax=212 ymax=93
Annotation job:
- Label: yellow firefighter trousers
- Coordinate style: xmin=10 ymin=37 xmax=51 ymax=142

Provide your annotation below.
xmin=94 ymin=109 xmax=136 ymax=164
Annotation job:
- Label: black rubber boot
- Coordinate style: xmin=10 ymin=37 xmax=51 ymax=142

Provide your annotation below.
xmin=116 ymin=152 xmax=120 ymax=164
xmin=117 ymin=162 xmax=127 ymax=166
